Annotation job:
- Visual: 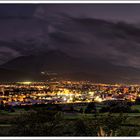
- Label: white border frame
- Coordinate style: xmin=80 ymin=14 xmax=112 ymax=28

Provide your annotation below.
xmin=0 ymin=1 xmax=140 ymax=3
xmin=0 ymin=1 xmax=139 ymax=139
xmin=0 ymin=137 xmax=140 ymax=139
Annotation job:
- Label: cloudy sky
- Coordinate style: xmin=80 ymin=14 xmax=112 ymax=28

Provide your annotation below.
xmin=0 ymin=4 xmax=140 ymax=41
xmin=1 ymin=4 xmax=140 ymax=40
xmin=1 ymin=4 xmax=140 ymax=71
xmin=1 ymin=4 xmax=140 ymax=22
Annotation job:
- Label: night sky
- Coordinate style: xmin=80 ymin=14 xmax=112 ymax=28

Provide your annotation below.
xmin=1 ymin=4 xmax=140 ymax=41
xmin=1 ymin=4 xmax=140 ymax=22
xmin=1 ymin=4 xmax=140 ymax=42
xmin=1 ymin=4 xmax=140 ymax=83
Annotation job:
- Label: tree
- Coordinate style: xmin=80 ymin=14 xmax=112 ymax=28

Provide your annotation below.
xmin=85 ymin=102 xmax=96 ymax=113
xmin=9 ymin=110 xmax=64 ymax=136
xmin=101 ymin=100 xmax=132 ymax=113
xmin=74 ymin=118 xmax=97 ymax=136
xmin=97 ymin=113 xmax=127 ymax=136
xmin=79 ymin=108 xmax=84 ymax=113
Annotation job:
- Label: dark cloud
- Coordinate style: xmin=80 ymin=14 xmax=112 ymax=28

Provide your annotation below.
xmin=45 ymin=14 xmax=140 ymax=70
xmin=1 ymin=4 xmax=140 ymax=70
xmin=35 ymin=4 xmax=140 ymax=23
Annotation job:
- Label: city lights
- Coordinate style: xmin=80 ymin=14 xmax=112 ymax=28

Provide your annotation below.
xmin=17 ymin=81 xmax=32 ymax=85
xmin=0 ymin=81 xmax=138 ymax=106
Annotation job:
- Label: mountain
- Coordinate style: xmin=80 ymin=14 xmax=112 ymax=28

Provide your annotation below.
xmin=0 ymin=39 xmax=49 ymax=64
xmin=2 ymin=50 xmax=140 ymax=84
xmin=1 ymin=50 xmax=77 ymax=73
xmin=0 ymin=68 xmax=38 ymax=82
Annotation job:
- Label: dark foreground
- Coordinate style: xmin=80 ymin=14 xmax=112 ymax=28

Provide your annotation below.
xmin=0 ymin=101 xmax=140 ymax=136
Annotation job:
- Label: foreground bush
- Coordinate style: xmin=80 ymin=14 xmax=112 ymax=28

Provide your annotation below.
xmin=0 ymin=106 xmax=136 ymax=136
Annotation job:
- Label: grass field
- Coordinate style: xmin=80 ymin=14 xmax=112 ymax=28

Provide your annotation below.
xmin=131 ymin=105 xmax=140 ymax=111
xmin=0 ymin=105 xmax=139 ymax=136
